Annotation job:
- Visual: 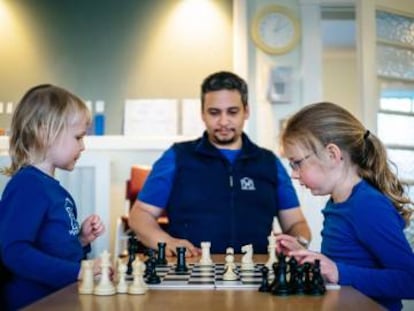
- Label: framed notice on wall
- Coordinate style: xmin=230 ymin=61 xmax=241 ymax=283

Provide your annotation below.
xmin=123 ymin=99 xmax=178 ymax=136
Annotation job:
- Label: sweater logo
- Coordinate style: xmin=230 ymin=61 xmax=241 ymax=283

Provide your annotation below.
xmin=240 ymin=177 xmax=256 ymax=191
xmin=64 ymin=198 xmax=80 ymax=236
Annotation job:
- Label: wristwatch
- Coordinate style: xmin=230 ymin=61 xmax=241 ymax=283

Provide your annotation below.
xmin=296 ymin=236 xmax=310 ymax=249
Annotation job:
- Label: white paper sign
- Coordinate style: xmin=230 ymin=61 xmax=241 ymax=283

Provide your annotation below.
xmin=124 ymin=99 xmax=178 ymax=136
xmin=181 ymin=98 xmax=204 ymax=136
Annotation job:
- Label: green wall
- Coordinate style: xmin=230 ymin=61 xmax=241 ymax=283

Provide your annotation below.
xmin=0 ymin=0 xmax=233 ymax=134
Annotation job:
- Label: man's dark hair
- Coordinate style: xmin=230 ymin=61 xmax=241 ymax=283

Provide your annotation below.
xmin=201 ymin=71 xmax=248 ymax=108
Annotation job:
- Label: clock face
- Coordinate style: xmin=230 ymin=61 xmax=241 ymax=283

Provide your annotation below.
xmin=259 ymin=13 xmax=295 ymax=50
xmin=251 ymin=5 xmax=300 ymax=55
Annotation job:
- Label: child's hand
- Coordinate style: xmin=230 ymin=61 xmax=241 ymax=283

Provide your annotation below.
xmin=79 ymin=214 xmax=105 ymax=246
xmin=289 ymin=249 xmax=339 ymax=284
xmin=274 ymin=233 xmax=305 ymax=255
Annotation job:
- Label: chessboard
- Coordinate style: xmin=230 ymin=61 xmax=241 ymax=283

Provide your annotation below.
xmin=128 ymin=263 xmax=268 ymax=290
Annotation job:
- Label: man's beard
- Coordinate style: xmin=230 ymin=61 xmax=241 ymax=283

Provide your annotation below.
xmin=212 ymin=130 xmax=237 ymax=146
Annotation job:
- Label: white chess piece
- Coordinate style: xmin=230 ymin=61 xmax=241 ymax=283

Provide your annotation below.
xmin=225 ymin=247 xmax=234 ymax=255
xmin=266 ymin=234 xmax=277 ymax=268
xmin=199 ymin=241 xmax=213 ymax=265
xmin=223 ymin=253 xmax=238 ymax=281
xmin=128 ymin=257 xmax=147 ymax=295
xmin=272 ymin=216 xmax=281 ymax=234
xmin=241 ymin=244 xmax=255 ymax=271
xmin=94 ymin=250 xmax=116 ymax=295
xmin=78 ymin=259 xmax=94 ymax=294
xmin=116 ymin=259 xmax=128 ymax=294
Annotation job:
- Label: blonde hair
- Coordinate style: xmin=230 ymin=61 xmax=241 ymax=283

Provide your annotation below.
xmin=281 ymin=102 xmax=412 ymax=222
xmin=3 ymin=84 xmax=91 ymax=176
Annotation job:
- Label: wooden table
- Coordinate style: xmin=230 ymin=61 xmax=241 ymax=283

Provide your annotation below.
xmin=22 ymin=255 xmax=385 ymax=311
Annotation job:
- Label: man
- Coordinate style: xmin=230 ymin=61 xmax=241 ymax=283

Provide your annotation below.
xmin=129 ymin=71 xmax=310 ymax=256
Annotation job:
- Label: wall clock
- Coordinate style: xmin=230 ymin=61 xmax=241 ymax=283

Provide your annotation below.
xmin=251 ymin=5 xmax=301 ymax=55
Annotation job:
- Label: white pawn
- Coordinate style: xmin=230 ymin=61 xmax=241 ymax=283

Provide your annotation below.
xmin=128 ymin=257 xmax=147 ymax=295
xmin=78 ymin=259 xmax=94 ymax=294
xmin=94 ymin=250 xmax=116 ymax=295
xmin=116 ymin=259 xmax=128 ymax=294
xmin=223 ymin=253 xmax=238 ymax=281
xmin=199 ymin=241 xmax=213 ymax=266
xmin=266 ymin=234 xmax=277 ymax=268
xmin=241 ymin=244 xmax=255 ymax=271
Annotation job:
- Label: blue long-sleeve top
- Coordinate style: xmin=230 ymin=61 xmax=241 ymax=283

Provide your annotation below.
xmin=0 ymin=166 xmax=86 ymax=310
xmin=321 ymin=179 xmax=414 ymax=311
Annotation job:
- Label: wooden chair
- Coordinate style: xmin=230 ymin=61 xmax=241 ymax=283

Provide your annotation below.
xmin=114 ymin=165 xmax=168 ymax=257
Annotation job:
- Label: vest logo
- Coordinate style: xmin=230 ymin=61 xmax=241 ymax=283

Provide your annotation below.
xmin=240 ymin=177 xmax=256 ymax=191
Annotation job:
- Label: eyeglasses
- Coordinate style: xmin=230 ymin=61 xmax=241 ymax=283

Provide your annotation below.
xmin=289 ymin=153 xmax=314 ymax=171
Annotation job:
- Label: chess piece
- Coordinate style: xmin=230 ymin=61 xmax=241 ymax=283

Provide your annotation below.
xmin=129 ymin=258 xmax=148 ymax=294
xmin=199 ymin=241 xmax=213 ymax=266
xmin=271 ymin=253 xmax=289 ymax=296
xmin=308 ymin=260 xmax=326 ymax=296
xmin=272 ymin=216 xmax=281 ymax=234
xmin=223 ymin=253 xmax=238 ymax=281
xmin=265 ymin=234 xmax=277 ymax=269
xmin=241 ymin=244 xmax=255 ymax=271
xmin=226 ymin=247 xmax=234 ymax=255
xmin=127 ymin=234 xmax=138 ymax=275
xmin=258 ymin=265 xmax=270 ymax=292
xmin=293 ymin=264 xmax=306 ymax=295
xmin=146 ymin=255 xmax=161 ymax=284
xmin=303 ymin=262 xmax=312 ymax=294
xmin=287 ymin=257 xmax=299 ymax=294
xmin=94 ymin=250 xmax=116 ymax=295
xmin=78 ymin=259 xmax=94 ymax=294
xmin=156 ymin=242 xmax=168 ymax=265
xmin=175 ymin=247 xmax=188 ymax=273
xmin=116 ymin=259 xmax=128 ymax=294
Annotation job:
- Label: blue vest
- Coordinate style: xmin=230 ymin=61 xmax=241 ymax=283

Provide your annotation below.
xmin=167 ymin=133 xmax=278 ymax=253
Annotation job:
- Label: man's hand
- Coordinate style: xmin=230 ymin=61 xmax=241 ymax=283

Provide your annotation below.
xmin=163 ymin=237 xmax=201 ymax=257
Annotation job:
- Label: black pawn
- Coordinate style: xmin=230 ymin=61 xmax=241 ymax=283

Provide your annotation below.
xmin=303 ymin=262 xmax=312 ymax=294
xmin=288 ymin=256 xmax=298 ymax=293
xmin=308 ymin=260 xmax=326 ymax=296
xmin=156 ymin=242 xmax=168 ymax=265
xmin=258 ymin=266 xmax=270 ymax=292
xmin=292 ymin=264 xmax=306 ymax=295
xmin=175 ymin=247 xmax=188 ymax=273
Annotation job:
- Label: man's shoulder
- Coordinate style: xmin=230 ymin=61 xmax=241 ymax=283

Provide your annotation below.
xmin=172 ymin=136 xmax=203 ymax=151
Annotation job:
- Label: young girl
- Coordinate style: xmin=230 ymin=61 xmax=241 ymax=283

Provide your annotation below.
xmin=276 ymin=102 xmax=414 ymax=311
xmin=0 ymin=84 xmax=106 ymax=310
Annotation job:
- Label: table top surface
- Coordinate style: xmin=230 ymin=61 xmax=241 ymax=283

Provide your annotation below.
xmin=22 ymin=255 xmax=384 ymax=311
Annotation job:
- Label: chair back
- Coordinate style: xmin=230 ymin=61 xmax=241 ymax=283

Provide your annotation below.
xmin=126 ymin=165 xmax=151 ymax=208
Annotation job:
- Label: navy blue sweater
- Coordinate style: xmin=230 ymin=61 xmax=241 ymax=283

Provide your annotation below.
xmin=322 ymin=180 xmax=414 ymax=311
xmin=0 ymin=166 xmax=84 ymax=310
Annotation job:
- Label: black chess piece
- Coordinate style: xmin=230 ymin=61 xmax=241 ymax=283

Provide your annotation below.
xmin=175 ymin=247 xmax=188 ymax=273
xmin=271 ymin=253 xmax=290 ymax=296
xmin=156 ymin=242 xmax=168 ymax=265
xmin=269 ymin=261 xmax=279 ymax=293
xmin=292 ymin=264 xmax=306 ymax=295
xmin=288 ymin=256 xmax=299 ymax=294
xmin=126 ymin=234 xmax=138 ymax=275
xmin=308 ymin=259 xmax=326 ymax=296
xmin=258 ymin=266 xmax=270 ymax=292
xmin=144 ymin=248 xmax=156 ymax=278
xmin=303 ymin=262 xmax=312 ymax=294
xmin=146 ymin=255 xmax=161 ymax=284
